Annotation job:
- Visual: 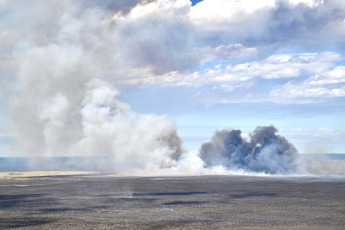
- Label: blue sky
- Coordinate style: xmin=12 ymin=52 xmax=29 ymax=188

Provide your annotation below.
xmin=1 ymin=0 xmax=345 ymax=157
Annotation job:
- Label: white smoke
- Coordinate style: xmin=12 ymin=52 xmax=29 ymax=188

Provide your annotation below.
xmin=2 ymin=0 xmax=183 ymax=173
xmin=12 ymin=44 xmax=183 ymax=172
xmin=1 ymin=0 xmax=343 ymax=175
xmin=78 ymin=79 xmax=182 ymax=172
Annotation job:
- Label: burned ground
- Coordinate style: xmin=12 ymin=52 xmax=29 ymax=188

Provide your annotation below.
xmin=0 ymin=174 xmax=344 ymax=229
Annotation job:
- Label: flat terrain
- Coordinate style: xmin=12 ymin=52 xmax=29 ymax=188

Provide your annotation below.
xmin=0 ymin=172 xmax=344 ymax=229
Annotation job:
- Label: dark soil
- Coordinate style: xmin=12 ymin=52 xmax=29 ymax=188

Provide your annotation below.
xmin=0 ymin=174 xmax=344 ymax=229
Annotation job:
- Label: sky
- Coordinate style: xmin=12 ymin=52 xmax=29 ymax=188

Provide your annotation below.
xmin=1 ymin=0 xmax=345 ymax=158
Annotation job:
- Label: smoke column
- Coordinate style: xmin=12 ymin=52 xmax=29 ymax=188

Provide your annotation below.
xmin=1 ymin=0 xmax=184 ymax=173
xmin=1 ymin=1 xmax=312 ymax=175
xmin=199 ymin=126 xmax=299 ymax=174
xmin=13 ymin=55 xmax=183 ymax=172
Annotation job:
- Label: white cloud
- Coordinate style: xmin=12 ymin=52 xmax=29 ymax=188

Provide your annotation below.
xmin=307 ymin=66 xmax=345 ymax=85
xmin=102 ymin=0 xmax=345 ymax=85
xmin=192 ymin=44 xmax=257 ymax=63
xmin=1 ymin=0 xmax=345 ymax=118
xmin=154 ymin=52 xmax=342 ymax=92
xmin=190 ymin=0 xmax=276 ymax=23
xmin=189 ymin=0 xmax=345 ymax=48
xmin=272 ymin=84 xmax=345 ymax=102
xmin=271 ymin=65 xmax=345 ymax=103
xmin=2 ymin=0 xmax=344 ymax=86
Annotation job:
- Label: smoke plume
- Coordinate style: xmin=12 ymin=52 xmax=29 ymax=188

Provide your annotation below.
xmin=199 ymin=126 xmax=299 ymax=174
xmin=0 ymin=0 xmax=185 ymax=173
xmin=1 ymin=0 xmax=336 ymax=175
xmin=13 ymin=71 xmax=183 ymax=172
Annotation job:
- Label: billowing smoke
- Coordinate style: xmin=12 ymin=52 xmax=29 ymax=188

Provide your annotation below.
xmin=199 ymin=126 xmax=299 ymax=174
xmin=1 ymin=0 xmax=184 ymax=173
xmin=13 ymin=60 xmax=183 ymax=172
xmin=2 ymin=0 xmax=339 ymax=175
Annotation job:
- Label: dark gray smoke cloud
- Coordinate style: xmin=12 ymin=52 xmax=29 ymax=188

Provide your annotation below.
xmin=199 ymin=126 xmax=299 ymax=174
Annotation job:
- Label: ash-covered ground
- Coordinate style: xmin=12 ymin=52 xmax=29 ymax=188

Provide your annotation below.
xmin=0 ymin=173 xmax=344 ymax=229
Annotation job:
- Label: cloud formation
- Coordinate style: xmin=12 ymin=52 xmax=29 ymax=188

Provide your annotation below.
xmin=160 ymin=52 xmax=342 ymax=86
xmin=271 ymin=65 xmax=345 ymax=103
xmin=108 ymin=0 xmax=345 ymax=103
xmin=2 ymin=0 xmax=345 ymax=102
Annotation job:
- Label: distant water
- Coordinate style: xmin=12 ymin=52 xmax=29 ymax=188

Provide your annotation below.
xmin=0 ymin=157 xmax=115 ymax=172
xmin=323 ymin=154 xmax=345 ymax=160
xmin=299 ymin=153 xmax=345 ymax=160
xmin=0 ymin=154 xmax=344 ymax=172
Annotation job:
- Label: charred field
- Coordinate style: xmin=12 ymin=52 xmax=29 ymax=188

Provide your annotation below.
xmin=0 ymin=173 xmax=344 ymax=229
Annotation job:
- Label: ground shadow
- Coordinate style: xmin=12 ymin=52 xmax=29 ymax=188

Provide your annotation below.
xmin=133 ymin=192 xmax=208 ymax=197
xmin=0 ymin=194 xmax=50 ymax=208
xmin=0 ymin=218 xmax=55 ymax=229
xmin=162 ymin=201 xmax=207 ymax=206
xmin=232 ymin=193 xmax=277 ymax=199
xmin=40 ymin=205 xmax=108 ymax=213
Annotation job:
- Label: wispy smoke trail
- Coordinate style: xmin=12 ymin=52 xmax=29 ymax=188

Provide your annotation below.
xmin=199 ymin=126 xmax=299 ymax=174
